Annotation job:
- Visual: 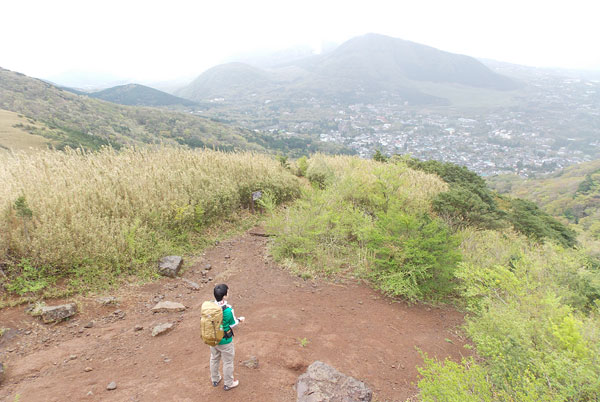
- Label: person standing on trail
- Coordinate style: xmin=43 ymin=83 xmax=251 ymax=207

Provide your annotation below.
xmin=210 ymin=283 xmax=245 ymax=391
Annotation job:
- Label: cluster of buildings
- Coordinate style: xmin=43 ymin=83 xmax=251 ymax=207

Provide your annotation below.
xmin=310 ymin=74 xmax=599 ymax=176
xmin=199 ymin=68 xmax=599 ymax=177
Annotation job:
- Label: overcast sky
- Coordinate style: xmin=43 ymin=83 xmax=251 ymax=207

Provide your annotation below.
xmin=2 ymin=0 xmax=598 ymax=83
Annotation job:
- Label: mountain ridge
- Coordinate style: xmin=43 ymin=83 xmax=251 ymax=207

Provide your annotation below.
xmin=89 ymin=83 xmax=197 ymax=107
xmin=176 ymin=33 xmax=519 ymax=105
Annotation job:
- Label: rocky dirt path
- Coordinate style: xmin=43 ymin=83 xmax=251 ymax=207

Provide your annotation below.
xmin=0 ymin=227 xmax=470 ymax=402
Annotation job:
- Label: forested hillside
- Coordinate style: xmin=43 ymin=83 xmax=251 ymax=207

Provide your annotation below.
xmin=0 ymin=67 xmax=347 ymax=155
xmin=489 ymin=160 xmax=600 ymax=251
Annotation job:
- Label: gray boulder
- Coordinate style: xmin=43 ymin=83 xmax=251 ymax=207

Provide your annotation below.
xmin=40 ymin=303 xmax=78 ymax=323
xmin=297 ymin=361 xmax=372 ymax=402
xmin=0 ymin=362 xmax=5 ymax=384
xmin=151 ymin=301 xmax=186 ymax=313
xmin=158 ymin=256 xmax=183 ymax=278
xmin=152 ymin=323 xmax=174 ymax=336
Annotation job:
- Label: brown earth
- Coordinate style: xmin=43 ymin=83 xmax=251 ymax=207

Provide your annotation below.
xmin=0 ymin=227 xmax=470 ymax=402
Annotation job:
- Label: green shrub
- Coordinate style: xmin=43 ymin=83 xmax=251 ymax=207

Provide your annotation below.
xmin=418 ymin=356 xmax=495 ymax=402
xmin=367 ymin=204 xmax=461 ymax=301
xmin=295 ymin=155 xmax=308 ymax=177
xmin=432 ymin=185 xmax=505 ymax=229
xmin=506 ymin=198 xmax=577 ymax=248
xmin=449 ymin=229 xmax=600 ymax=400
xmin=6 ymin=259 xmax=52 ymax=295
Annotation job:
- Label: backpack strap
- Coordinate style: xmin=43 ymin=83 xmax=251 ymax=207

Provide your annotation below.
xmin=220 ymin=304 xmax=234 ymax=339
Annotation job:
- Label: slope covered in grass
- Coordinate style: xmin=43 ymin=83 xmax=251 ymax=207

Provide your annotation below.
xmin=0 ymin=147 xmax=300 ymax=296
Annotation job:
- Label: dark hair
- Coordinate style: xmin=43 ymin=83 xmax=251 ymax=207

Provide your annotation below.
xmin=214 ymin=283 xmax=229 ymax=301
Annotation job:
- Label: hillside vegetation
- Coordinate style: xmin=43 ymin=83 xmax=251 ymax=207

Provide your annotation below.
xmin=489 ymin=160 xmax=600 ymax=251
xmin=265 ymin=155 xmax=600 ymax=400
xmin=2 ymin=148 xmax=599 ymax=400
xmin=0 ymin=67 xmax=346 ymax=156
xmin=0 ymin=147 xmax=300 ymax=297
xmin=0 ymin=109 xmax=54 ymax=152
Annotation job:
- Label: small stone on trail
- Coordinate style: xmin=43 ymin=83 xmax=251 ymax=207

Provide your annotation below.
xmin=84 ymin=322 xmax=94 ymax=328
xmin=0 ymin=362 xmax=5 ymax=384
xmin=181 ymin=278 xmax=200 ymax=291
xmin=69 ymin=354 xmax=78 ymax=360
xmin=152 ymin=323 xmax=174 ymax=337
xmin=134 ymin=325 xmax=144 ymax=331
xmin=151 ymin=301 xmax=186 ymax=313
xmin=96 ymin=296 xmax=118 ymax=306
xmin=107 ymin=381 xmax=117 ymax=390
xmin=242 ymin=356 xmax=259 ymax=369
xmin=84 ymin=367 xmax=93 ymax=372
xmin=87 ymin=391 xmax=93 ymax=396
xmin=224 ymin=255 xmax=230 ymax=259
xmin=204 ymin=264 xmax=212 ymax=271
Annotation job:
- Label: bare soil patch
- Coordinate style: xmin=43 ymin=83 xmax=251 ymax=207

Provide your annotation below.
xmin=0 ymin=227 xmax=469 ymax=401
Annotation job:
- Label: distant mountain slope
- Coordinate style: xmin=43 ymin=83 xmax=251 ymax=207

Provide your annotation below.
xmin=0 ymin=67 xmax=346 ymax=155
xmin=176 ymin=62 xmax=274 ymax=100
xmin=177 ymin=33 xmax=519 ymax=105
xmin=90 ymin=84 xmax=197 ymax=107
xmin=308 ymin=33 xmax=518 ymax=90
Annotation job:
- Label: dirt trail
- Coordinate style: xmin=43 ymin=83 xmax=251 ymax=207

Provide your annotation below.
xmin=0 ymin=227 xmax=469 ymax=402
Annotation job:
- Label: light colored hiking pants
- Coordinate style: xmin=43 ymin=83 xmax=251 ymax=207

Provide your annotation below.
xmin=210 ymin=342 xmax=235 ymax=387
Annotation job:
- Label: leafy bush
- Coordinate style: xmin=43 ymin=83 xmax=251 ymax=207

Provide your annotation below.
xmin=295 ymin=155 xmax=308 ymax=177
xmin=418 ymin=356 xmax=495 ymax=402
xmin=432 ymin=186 xmax=505 ymax=229
xmin=435 ymin=229 xmax=600 ymax=401
xmin=506 ymin=198 xmax=577 ymax=248
xmin=268 ymin=155 xmax=456 ymax=301
xmin=368 ymin=204 xmax=461 ymax=301
xmin=5 ymin=259 xmax=52 ymax=295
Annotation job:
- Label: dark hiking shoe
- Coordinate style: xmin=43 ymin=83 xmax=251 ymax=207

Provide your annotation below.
xmin=212 ymin=378 xmax=222 ymax=387
xmin=223 ymin=380 xmax=239 ymax=391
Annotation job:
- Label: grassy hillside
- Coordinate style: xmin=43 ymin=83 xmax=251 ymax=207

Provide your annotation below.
xmin=0 ymin=109 xmax=55 ymax=152
xmin=0 ymin=147 xmax=300 ymax=297
xmin=0 ymin=67 xmax=345 ymax=156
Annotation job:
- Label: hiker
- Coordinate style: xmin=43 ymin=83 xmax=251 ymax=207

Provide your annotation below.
xmin=209 ymin=283 xmax=245 ymax=391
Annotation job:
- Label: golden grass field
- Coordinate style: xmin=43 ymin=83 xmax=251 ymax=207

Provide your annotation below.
xmin=0 ymin=147 xmax=300 ymax=293
xmin=0 ymin=109 xmax=52 ymax=152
